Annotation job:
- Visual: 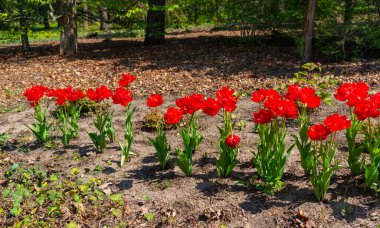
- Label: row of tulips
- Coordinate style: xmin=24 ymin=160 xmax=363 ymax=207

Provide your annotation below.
xmin=22 ymin=75 xmax=379 ymax=201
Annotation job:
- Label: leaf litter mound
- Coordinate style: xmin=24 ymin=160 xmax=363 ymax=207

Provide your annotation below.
xmin=0 ymin=30 xmax=379 ymax=109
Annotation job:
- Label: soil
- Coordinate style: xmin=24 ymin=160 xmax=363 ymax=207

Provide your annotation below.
xmin=0 ymin=30 xmax=379 ymax=227
xmin=1 ymin=95 xmax=379 ymax=227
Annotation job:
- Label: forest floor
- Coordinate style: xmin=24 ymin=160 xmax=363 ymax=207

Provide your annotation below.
xmin=0 ymin=30 xmax=379 ymax=109
xmin=0 ymin=30 xmax=380 ymax=227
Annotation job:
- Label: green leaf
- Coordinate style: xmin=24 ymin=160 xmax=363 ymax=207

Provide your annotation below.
xmin=112 ymin=208 xmax=121 ymax=217
xmin=145 ymin=212 xmax=155 ymax=221
xmin=10 ymin=206 xmax=22 ymax=216
xmin=2 ymin=188 xmax=11 ymax=198
xmin=110 ymin=193 xmax=123 ymax=202
xmin=66 ymin=221 xmax=78 ymax=228
xmin=79 ymin=185 xmax=89 ymax=194
xmin=47 ymin=205 xmax=59 ymax=215
xmin=50 ymin=174 xmax=59 ymax=182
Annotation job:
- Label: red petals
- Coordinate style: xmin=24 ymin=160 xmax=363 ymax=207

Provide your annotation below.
xmin=219 ymin=96 xmax=237 ymax=113
xmin=202 ymin=98 xmax=221 ymax=116
xmin=86 ymin=86 xmax=112 ymax=101
xmin=253 ymin=109 xmax=275 ymax=124
xmin=307 ymin=124 xmax=331 ymax=141
xmin=265 ymin=98 xmax=298 ymax=119
xmin=323 ymin=114 xmax=351 ymax=132
xmin=176 ymin=94 xmax=204 ymax=115
xmin=147 ymin=94 xmax=163 ymax=108
xmin=285 ymin=84 xmax=300 ymax=101
xmin=112 ymin=87 xmax=133 ymax=107
xmin=68 ymin=89 xmax=86 ymax=102
xmin=216 ymin=86 xmax=235 ymax=101
xmin=23 ymin=85 xmax=48 ymax=107
xmin=118 ymin=73 xmax=136 ymax=87
xmin=354 ymin=100 xmax=380 ymax=121
xmin=164 ymin=107 xmax=183 ymax=125
xmin=286 ymin=85 xmax=321 ymax=108
xmin=216 ymin=87 xmax=238 ymax=113
xmin=251 ymin=89 xmax=280 ymax=103
xmin=225 ymin=134 xmax=241 ymax=148
xmin=47 ymin=87 xmax=85 ymax=106
xmin=334 ymin=82 xmax=369 ymax=107
xmin=370 ymin=93 xmax=380 ymax=109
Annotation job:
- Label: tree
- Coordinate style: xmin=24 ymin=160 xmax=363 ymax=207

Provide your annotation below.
xmin=145 ymin=0 xmax=166 ymax=45
xmin=17 ymin=0 xmax=30 ymax=50
xmin=56 ymin=0 xmax=78 ymax=55
xmin=302 ymin=0 xmax=316 ymax=62
xmin=0 ymin=0 xmax=49 ymax=51
xmin=344 ymin=0 xmax=355 ymax=24
xmin=99 ymin=6 xmax=109 ymax=30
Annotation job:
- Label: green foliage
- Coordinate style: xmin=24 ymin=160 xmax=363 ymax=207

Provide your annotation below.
xmin=363 ymin=134 xmax=380 ymax=189
xmin=315 ymin=19 xmax=380 ymax=60
xmin=176 ymin=114 xmax=203 ymax=176
xmin=1 ymin=162 xmax=126 ymax=225
xmin=293 ymin=119 xmax=313 ymax=176
xmin=0 ymin=132 xmax=11 ymax=147
xmin=346 ymin=114 xmax=366 ymax=176
xmin=88 ymin=112 xmax=113 ymax=153
xmin=145 ymin=212 xmax=155 ymax=221
xmin=291 ymin=63 xmax=337 ymax=106
xmin=26 ymin=103 xmax=52 ymax=144
xmin=149 ymin=124 xmax=171 ymax=169
xmin=0 ymin=0 xmax=378 ymax=60
xmin=119 ymin=104 xmax=136 ymax=167
xmin=56 ymin=105 xmax=81 ymax=147
xmin=310 ymin=141 xmax=341 ymax=202
xmin=253 ymin=120 xmax=293 ymax=194
xmin=216 ymin=139 xmax=239 ymax=178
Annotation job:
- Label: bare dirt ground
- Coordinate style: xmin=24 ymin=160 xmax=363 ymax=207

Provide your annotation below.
xmin=0 ymin=31 xmax=379 ymax=227
xmin=1 ymin=95 xmax=380 ymax=227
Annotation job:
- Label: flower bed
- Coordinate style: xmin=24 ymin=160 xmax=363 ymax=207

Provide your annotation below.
xmin=18 ymin=64 xmax=380 ymax=204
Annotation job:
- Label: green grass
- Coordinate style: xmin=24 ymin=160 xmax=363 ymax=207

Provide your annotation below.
xmin=0 ymin=21 xmax=218 ymax=45
xmin=0 ymin=22 xmax=143 ymax=45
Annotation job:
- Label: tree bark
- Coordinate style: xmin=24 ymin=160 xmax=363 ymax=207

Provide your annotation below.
xmin=302 ymin=0 xmax=316 ymax=62
xmin=270 ymin=0 xmax=281 ymax=15
xmin=17 ymin=0 xmax=30 ymax=51
xmin=58 ymin=0 xmax=78 ymax=55
xmin=43 ymin=14 xmax=50 ymax=29
xmin=99 ymin=6 xmax=109 ymax=31
xmin=144 ymin=0 xmax=166 ymax=45
xmin=344 ymin=0 xmax=355 ymax=24
xmin=20 ymin=17 xmax=30 ymax=51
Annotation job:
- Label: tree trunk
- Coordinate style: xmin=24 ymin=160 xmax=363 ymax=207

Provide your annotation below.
xmin=83 ymin=1 xmax=88 ymax=30
xmin=302 ymin=0 xmax=316 ymax=62
xmin=17 ymin=0 xmax=30 ymax=51
xmin=144 ymin=0 xmax=166 ymax=45
xmin=344 ymin=0 xmax=355 ymax=24
xmin=375 ymin=0 xmax=380 ymax=17
xmin=270 ymin=0 xmax=280 ymax=15
xmin=20 ymin=17 xmax=30 ymax=51
xmin=43 ymin=14 xmax=50 ymax=29
xmin=58 ymin=0 xmax=78 ymax=55
xmin=99 ymin=6 xmax=109 ymax=31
